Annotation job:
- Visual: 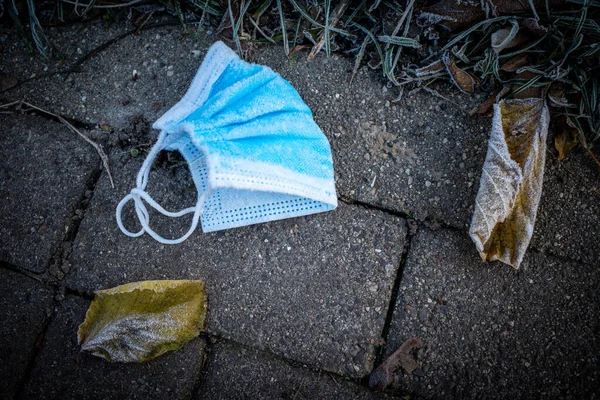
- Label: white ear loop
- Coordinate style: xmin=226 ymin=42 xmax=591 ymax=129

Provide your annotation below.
xmin=116 ymin=131 xmax=207 ymax=244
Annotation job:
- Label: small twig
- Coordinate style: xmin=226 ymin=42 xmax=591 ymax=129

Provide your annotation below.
xmin=3 ymin=101 xmax=115 ymax=188
xmin=247 ymin=14 xmax=276 ymax=43
xmin=134 ymin=11 xmax=154 ymax=34
xmin=423 ymin=86 xmax=459 ymax=106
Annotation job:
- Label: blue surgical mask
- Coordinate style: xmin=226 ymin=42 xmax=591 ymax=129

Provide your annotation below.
xmin=116 ymin=41 xmax=337 ymax=244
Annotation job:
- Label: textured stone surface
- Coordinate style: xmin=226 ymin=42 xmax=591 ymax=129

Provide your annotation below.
xmin=5 ymin=20 xmax=212 ymax=129
xmin=0 ymin=268 xmax=54 ymax=399
xmin=67 ymin=148 xmax=406 ymax=378
xmin=0 ymin=114 xmax=99 ymax=273
xmin=253 ymin=46 xmax=490 ymax=228
xmin=23 ymin=296 xmax=205 ymax=400
xmin=384 ymin=227 xmax=600 ymax=399
xmin=531 ymin=152 xmax=600 ymax=265
xmin=196 ymin=339 xmax=399 ymax=399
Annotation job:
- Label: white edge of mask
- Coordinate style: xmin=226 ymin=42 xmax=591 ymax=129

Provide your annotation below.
xmin=176 ymin=122 xmax=338 ymax=208
xmin=152 ymin=41 xmax=238 ymax=132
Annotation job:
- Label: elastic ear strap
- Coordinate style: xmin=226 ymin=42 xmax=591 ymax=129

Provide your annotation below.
xmin=115 ymin=131 xmax=206 ymax=244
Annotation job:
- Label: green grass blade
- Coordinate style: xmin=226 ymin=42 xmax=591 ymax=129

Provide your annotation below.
xmin=276 ymin=0 xmax=289 ymax=56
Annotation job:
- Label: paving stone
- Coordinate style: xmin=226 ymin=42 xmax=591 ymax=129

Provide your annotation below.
xmin=0 ymin=20 xmax=132 ymax=82
xmin=384 ymin=227 xmax=600 ymax=399
xmin=6 ymin=20 xmax=212 ymax=129
xmin=531 ymin=152 xmax=600 ymax=265
xmin=254 ymin=46 xmax=489 ymax=229
xmin=66 ymin=148 xmax=406 ymax=378
xmin=0 ymin=114 xmax=99 ymax=273
xmin=196 ymin=339 xmax=400 ymax=400
xmin=254 ymin=46 xmax=600 ymax=268
xmin=0 ymin=268 xmax=54 ymax=399
xmin=23 ymin=295 xmax=205 ymax=400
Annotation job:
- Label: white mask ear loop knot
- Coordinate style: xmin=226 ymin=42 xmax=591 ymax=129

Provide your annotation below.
xmin=116 ymin=131 xmax=208 ymax=245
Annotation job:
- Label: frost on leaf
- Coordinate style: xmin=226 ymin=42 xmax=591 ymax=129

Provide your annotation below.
xmin=78 ymin=280 xmax=207 ymax=363
xmin=469 ymin=98 xmax=548 ymax=269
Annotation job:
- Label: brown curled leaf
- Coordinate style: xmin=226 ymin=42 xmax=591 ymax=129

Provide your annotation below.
xmin=500 ymin=53 xmax=528 ymax=72
xmin=471 ymin=86 xmax=511 ymax=117
xmin=555 ymin=116 xmax=579 ymax=160
xmin=78 ymin=280 xmax=207 ymax=363
xmin=491 ymin=20 xmax=523 ymax=53
xmin=547 ymin=83 xmax=571 ymax=108
xmin=369 ymin=337 xmax=424 ymax=391
xmin=469 ymin=98 xmax=549 ymax=268
xmin=442 ymin=53 xmax=476 ymax=94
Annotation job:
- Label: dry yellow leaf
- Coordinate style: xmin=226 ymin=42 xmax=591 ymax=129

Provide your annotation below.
xmin=555 ymin=118 xmax=579 ymax=160
xmin=469 ymin=98 xmax=549 ymax=269
xmin=78 ymin=280 xmax=207 ymax=363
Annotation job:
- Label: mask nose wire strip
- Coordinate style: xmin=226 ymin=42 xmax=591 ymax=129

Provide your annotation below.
xmin=116 ymin=130 xmax=208 ymax=245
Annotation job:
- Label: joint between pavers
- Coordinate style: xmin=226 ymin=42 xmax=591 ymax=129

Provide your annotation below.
xmin=371 ymin=218 xmax=415 ymax=372
xmin=46 ymin=166 xmax=104 ymax=282
xmin=13 ymin=296 xmax=60 ymax=400
xmin=338 ymin=196 xmax=412 ymax=220
xmin=197 ymin=333 xmax=369 ymax=390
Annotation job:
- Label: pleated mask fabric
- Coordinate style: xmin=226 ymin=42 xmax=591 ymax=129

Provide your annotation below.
xmin=116 ymin=41 xmax=338 ymax=244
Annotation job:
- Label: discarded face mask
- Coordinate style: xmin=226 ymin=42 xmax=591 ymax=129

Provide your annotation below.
xmin=116 ymin=42 xmax=337 ymax=244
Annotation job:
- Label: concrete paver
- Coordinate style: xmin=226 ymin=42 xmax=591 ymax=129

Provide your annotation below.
xmin=0 ymin=114 xmax=99 ymax=274
xmin=0 ymin=268 xmax=54 ymax=399
xmin=66 ymin=147 xmax=406 ymax=378
xmin=22 ymin=295 xmax=205 ymax=400
xmin=385 ymin=227 xmax=600 ymax=399
xmin=195 ymin=339 xmax=397 ymax=400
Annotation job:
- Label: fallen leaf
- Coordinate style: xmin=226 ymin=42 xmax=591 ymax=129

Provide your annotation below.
xmin=469 ymin=98 xmax=549 ymax=268
xmin=500 ymin=53 xmax=528 ymax=72
xmin=470 ymin=86 xmax=510 ymax=116
xmin=491 ymin=20 xmax=522 ymax=53
xmin=512 ymin=71 xmax=544 ymax=99
xmin=78 ymin=280 xmax=207 ymax=363
xmin=442 ymin=53 xmax=476 ymax=94
xmin=420 ymin=0 xmax=565 ymax=32
xmin=555 ymin=116 xmax=579 ymax=160
xmin=547 ymin=83 xmax=571 ymax=108
xmin=369 ymin=337 xmax=423 ymax=391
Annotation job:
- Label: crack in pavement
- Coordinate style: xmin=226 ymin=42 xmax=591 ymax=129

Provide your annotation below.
xmin=46 ymin=166 xmax=104 ymax=282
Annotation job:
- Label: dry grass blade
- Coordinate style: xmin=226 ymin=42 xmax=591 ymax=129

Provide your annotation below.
xmin=307 ymin=0 xmax=349 ymax=60
xmin=385 ymin=0 xmax=415 ymax=50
